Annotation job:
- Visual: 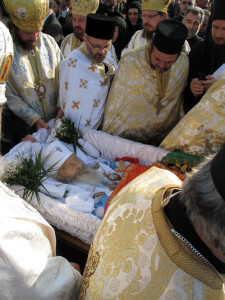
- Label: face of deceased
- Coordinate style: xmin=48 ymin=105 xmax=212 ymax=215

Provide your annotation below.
xmin=56 ymin=154 xmax=83 ymax=182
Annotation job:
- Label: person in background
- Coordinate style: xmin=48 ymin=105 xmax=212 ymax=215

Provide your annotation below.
xmin=58 ymin=0 xmax=70 ymax=27
xmin=0 ymin=19 xmax=82 ymax=300
xmin=168 ymin=0 xmax=180 ymax=18
xmin=112 ymin=15 xmax=130 ymax=60
xmin=115 ymin=0 xmax=126 ymax=15
xmin=53 ymin=0 xmax=60 ymax=18
xmin=42 ymin=0 xmax=64 ymax=47
xmin=198 ymin=8 xmax=211 ymax=38
xmin=103 ymin=19 xmax=188 ymax=145
xmin=125 ymin=1 xmax=143 ymax=41
xmin=61 ymin=2 xmax=73 ymax=36
xmin=121 ymin=0 xmax=170 ymax=57
xmin=182 ymin=6 xmax=204 ymax=49
xmin=183 ymin=0 xmax=225 ymax=113
xmin=174 ymin=0 xmax=195 ymax=21
xmin=1 ymin=0 xmax=63 ymax=154
xmin=60 ymin=0 xmax=99 ymax=58
xmin=196 ymin=0 xmax=209 ymax=9
xmin=97 ymin=0 xmax=125 ymax=19
xmin=97 ymin=0 xmax=129 ymax=60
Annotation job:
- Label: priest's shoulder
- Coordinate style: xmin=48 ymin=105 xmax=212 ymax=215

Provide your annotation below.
xmin=120 ymin=44 xmax=146 ymax=61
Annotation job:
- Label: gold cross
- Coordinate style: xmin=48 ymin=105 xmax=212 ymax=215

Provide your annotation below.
xmin=72 ymin=100 xmax=80 ymax=109
xmin=88 ymin=64 xmax=97 ymax=72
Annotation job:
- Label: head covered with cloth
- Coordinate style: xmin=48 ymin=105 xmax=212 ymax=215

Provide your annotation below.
xmin=83 ymin=13 xmax=116 ymax=62
xmin=150 ymin=18 xmax=188 ymax=72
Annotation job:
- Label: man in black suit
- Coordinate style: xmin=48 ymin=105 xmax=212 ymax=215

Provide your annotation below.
xmin=42 ymin=0 xmax=64 ymax=46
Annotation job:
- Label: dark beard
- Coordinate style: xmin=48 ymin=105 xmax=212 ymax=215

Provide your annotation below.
xmin=142 ymin=29 xmax=154 ymax=41
xmin=12 ymin=28 xmax=38 ymax=51
xmin=73 ymin=28 xmax=84 ymax=41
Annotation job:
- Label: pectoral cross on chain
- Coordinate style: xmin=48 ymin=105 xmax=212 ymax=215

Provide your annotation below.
xmin=35 ymin=79 xmax=46 ymax=103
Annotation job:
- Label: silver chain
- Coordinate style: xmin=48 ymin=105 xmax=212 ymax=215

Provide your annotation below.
xmin=171 ymin=228 xmax=224 ymax=283
xmin=161 ymin=190 xmax=180 ymax=205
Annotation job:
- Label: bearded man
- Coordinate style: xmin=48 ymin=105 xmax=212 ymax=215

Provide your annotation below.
xmin=0 ymin=19 xmax=82 ymax=299
xmin=1 ymin=0 xmax=63 ymax=155
xmin=58 ymin=13 xmax=118 ymax=130
xmin=121 ymin=0 xmax=170 ymax=57
xmin=103 ymin=19 xmax=188 ymax=146
xmin=60 ymin=0 xmax=99 ymax=58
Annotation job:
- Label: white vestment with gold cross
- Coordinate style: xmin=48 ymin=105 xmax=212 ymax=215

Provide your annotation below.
xmin=59 ymin=43 xmax=118 ymax=129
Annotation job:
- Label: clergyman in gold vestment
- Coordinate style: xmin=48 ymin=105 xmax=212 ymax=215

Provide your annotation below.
xmin=79 ymin=144 xmax=225 ymax=299
xmin=102 ymin=19 xmax=189 ymax=145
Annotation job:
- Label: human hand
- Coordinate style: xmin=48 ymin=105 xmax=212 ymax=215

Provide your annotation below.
xmin=21 ymin=135 xmax=37 ymax=143
xmin=201 ymin=75 xmax=216 ymax=92
xmin=55 ymin=108 xmax=64 ymax=121
xmin=190 ymin=78 xmax=204 ymax=98
xmin=35 ymin=118 xmax=49 ymax=130
xmin=70 ymin=262 xmax=81 ymax=273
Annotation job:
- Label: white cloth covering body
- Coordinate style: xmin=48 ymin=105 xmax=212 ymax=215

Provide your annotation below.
xmin=0 ymin=180 xmax=81 ymax=299
xmin=3 ymin=120 xmax=169 ymax=244
xmin=59 ymin=43 xmax=118 ymax=129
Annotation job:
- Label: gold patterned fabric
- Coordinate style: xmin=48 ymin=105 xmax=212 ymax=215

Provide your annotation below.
xmin=6 ymin=33 xmax=63 ymax=126
xmin=3 ymin=0 xmax=48 ymax=31
xmin=142 ymin=0 xmax=170 ymax=12
xmin=79 ymin=167 xmax=224 ymax=299
xmin=102 ymin=44 xmax=189 ymax=145
xmin=160 ymin=78 xmax=225 ymax=157
xmin=72 ymin=0 xmax=99 ymax=16
xmin=60 ymin=34 xmax=83 ymax=58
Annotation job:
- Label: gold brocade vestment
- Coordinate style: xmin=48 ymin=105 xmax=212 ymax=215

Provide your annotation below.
xmin=79 ymin=167 xmax=225 ymax=299
xmin=102 ymin=44 xmax=189 ymax=145
xmin=160 ymin=77 xmax=225 ymax=156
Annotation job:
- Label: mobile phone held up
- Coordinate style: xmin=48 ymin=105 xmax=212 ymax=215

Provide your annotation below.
xmin=197 ymin=73 xmax=206 ymax=81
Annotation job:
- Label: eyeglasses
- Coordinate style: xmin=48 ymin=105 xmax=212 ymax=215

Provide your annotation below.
xmin=181 ymin=1 xmax=194 ymax=5
xmin=142 ymin=13 xmax=160 ymax=19
xmin=86 ymin=36 xmax=111 ymax=51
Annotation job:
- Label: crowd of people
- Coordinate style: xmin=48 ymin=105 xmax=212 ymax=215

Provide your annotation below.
xmin=1 ymin=0 xmax=225 ymax=298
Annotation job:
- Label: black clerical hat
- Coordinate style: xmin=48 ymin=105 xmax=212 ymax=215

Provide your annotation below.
xmin=210 ymin=143 xmax=225 ymax=200
xmin=85 ymin=13 xmax=116 ymax=40
xmin=211 ymin=0 xmax=225 ymax=21
xmin=153 ymin=19 xmax=188 ymax=55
